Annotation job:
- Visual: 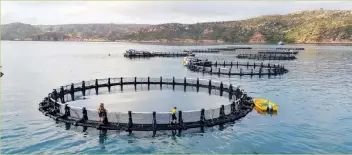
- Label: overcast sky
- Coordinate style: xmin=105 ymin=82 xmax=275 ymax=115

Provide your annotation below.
xmin=1 ymin=1 xmax=352 ymax=25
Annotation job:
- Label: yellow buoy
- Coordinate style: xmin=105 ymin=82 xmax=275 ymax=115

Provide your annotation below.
xmin=253 ymin=98 xmax=278 ymax=111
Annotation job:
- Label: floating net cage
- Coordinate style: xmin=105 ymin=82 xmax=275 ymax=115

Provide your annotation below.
xmin=187 ymin=60 xmax=289 ymax=77
xmin=39 ymin=77 xmax=254 ymax=134
xmin=236 ymin=53 xmax=297 ymax=60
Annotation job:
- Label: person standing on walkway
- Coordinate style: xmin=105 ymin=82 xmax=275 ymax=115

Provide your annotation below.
xmin=97 ymin=103 xmax=107 ymax=122
xmin=171 ymin=107 xmax=177 ymax=124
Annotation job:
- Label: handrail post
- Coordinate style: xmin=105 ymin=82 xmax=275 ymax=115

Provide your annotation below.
xmin=184 ymin=77 xmax=186 ymax=87
xmin=160 ymin=76 xmax=163 ymax=87
xmin=200 ymin=108 xmax=205 ymax=128
xmin=220 ymin=82 xmax=223 ymax=96
xmin=127 ymin=111 xmax=133 ymax=134
xmin=172 ymin=77 xmax=175 ymax=90
xmin=60 ymin=86 xmax=65 ymax=103
xmin=70 ymin=83 xmax=75 ymax=101
xmin=229 ymin=84 xmax=233 ymax=100
xmin=152 ymin=111 xmax=157 ymax=131
xmin=196 ymin=78 xmax=199 ymax=92
xmin=148 ymin=77 xmax=150 ymax=86
xmin=108 ymin=78 xmax=111 ymax=92
xmin=231 ymin=101 xmax=236 ymax=113
xmin=220 ymin=105 xmax=225 ymax=119
xmin=95 ymin=79 xmax=98 ymax=95
xmin=120 ymin=77 xmax=123 ymax=86
xmin=259 ymin=68 xmax=262 ymax=75
xmin=82 ymin=81 xmax=86 ymax=96
xmin=82 ymin=107 xmax=88 ymax=121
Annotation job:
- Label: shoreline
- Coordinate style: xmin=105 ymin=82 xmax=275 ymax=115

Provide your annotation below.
xmin=1 ymin=40 xmax=352 ymax=46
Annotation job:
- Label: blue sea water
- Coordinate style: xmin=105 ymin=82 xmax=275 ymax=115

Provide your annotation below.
xmin=1 ymin=41 xmax=352 ymax=153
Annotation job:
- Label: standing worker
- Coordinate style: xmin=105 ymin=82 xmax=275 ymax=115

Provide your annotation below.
xmin=171 ymin=107 xmax=177 ymax=124
xmin=97 ymin=103 xmax=107 ymax=122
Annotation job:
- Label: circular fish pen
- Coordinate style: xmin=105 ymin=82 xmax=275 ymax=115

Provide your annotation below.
xmin=236 ymin=54 xmax=297 ymax=60
xmin=257 ymin=51 xmax=299 ymax=55
xmin=183 ymin=49 xmax=220 ymax=53
xmin=186 ymin=59 xmax=288 ymax=77
xmin=38 ymin=77 xmax=253 ymax=135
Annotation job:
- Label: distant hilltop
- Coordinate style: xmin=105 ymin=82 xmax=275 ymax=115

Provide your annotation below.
xmin=1 ymin=10 xmax=351 ymax=44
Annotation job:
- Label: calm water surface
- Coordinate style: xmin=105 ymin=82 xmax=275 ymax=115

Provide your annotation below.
xmin=1 ymin=41 xmax=352 ymax=153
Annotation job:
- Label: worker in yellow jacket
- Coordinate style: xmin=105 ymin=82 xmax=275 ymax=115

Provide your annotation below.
xmin=171 ymin=107 xmax=177 ymax=124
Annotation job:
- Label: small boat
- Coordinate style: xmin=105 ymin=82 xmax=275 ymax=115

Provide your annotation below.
xmin=253 ymin=98 xmax=278 ymax=111
xmin=278 ymin=41 xmax=285 ymax=45
xmin=254 ymin=106 xmax=278 ymax=116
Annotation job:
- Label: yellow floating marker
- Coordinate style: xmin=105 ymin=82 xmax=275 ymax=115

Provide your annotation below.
xmin=253 ymin=98 xmax=278 ymax=111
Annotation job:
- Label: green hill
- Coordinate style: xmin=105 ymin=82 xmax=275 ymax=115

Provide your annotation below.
xmin=1 ymin=22 xmax=42 ymax=40
xmin=1 ymin=23 xmax=149 ymax=41
xmin=1 ymin=10 xmax=351 ymax=43
xmin=123 ymin=10 xmax=352 ymax=44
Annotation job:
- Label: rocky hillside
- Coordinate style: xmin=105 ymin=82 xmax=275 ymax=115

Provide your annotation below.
xmin=1 ymin=23 xmax=42 ymax=40
xmin=1 ymin=10 xmax=351 ymax=43
xmin=123 ymin=10 xmax=352 ymax=44
xmin=1 ymin=23 xmax=149 ymax=41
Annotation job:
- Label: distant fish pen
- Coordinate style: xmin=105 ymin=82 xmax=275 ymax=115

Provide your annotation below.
xmin=124 ymin=52 xmax=195 ymax=58
xmin=257 ymin=51 xmax=299 ymax=55
xmin=183 ymin=49 xmax=220 ymax=53
xmin=38 ymin=77 xmax=253 ymax=134
xmin=276 ymin=47 xmax=305 ymax=50
xmin=187 ymin=59 xmax=288 ymax=77
xmin=236 ymin=54 xmax=297 ymax=61
xmin=208 ymin=46 xmax=252 ymax=51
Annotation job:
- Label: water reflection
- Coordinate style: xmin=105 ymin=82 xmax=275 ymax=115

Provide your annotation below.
xmin=99 ymin=129 xmax=108 ymax=149
xmin=65 ymin=122 xmax=71 ymax=130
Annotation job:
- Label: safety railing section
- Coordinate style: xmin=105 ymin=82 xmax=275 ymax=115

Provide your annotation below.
xmin=45 ymin=77 xmax=247 ymax=126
